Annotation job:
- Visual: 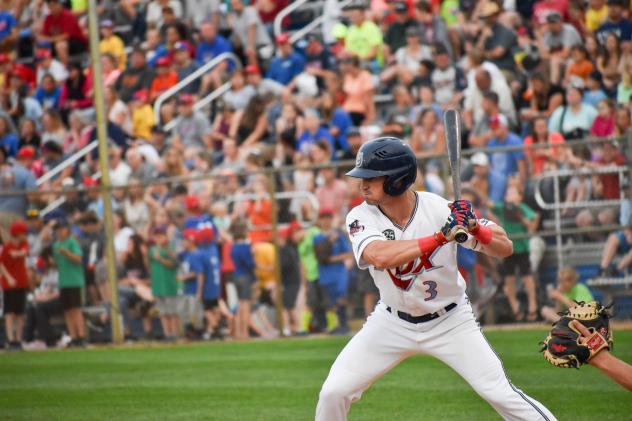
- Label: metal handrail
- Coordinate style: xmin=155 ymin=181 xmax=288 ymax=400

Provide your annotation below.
xmin=163 ymin=81 xmax=232 ymax=132
xmin=288 ymin=0 xmax=354 ymax=43
xmin=534 ymin=165 xmax=629 ymax=210
xmin=153 ymin=52 xmax=241 ymax=125
xmin=36 ymin=140 xmax=99 ymax=186
xmin=273 ymin=0 xmax=310 ymax=39
xmin=39 ymin=171 xmax=102 ymax=217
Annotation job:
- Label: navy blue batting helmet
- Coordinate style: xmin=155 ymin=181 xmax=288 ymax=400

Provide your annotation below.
xmin=346 ymin=137 xmax=417 ymax=196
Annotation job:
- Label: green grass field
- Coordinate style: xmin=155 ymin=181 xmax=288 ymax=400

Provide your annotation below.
xmin=1 ymin=328 xmax=631 ymax=421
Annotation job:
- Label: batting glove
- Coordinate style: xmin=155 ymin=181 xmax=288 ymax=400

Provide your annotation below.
xmin=449 ymin=200 xmax=478 ymax=231
xmin=440 ymin=213 xmax=467 ymax=242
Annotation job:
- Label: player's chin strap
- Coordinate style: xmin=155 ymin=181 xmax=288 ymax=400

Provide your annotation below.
xmin=470 ymin=221 xmax=493 ymax=245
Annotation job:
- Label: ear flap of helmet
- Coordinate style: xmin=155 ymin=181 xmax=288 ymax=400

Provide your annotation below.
xmin=384 ymin=165 xmax=416 ymax=196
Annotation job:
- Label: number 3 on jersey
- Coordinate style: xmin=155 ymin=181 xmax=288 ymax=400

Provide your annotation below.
xmin=422 ymin=281 xmax=437 ymax=301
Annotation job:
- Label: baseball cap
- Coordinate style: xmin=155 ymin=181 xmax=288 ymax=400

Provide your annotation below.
xmin=343 ymin=0 xmax=366 ymax=11
xmin=61 ymin=177 xmax=75 ymax=187
xmin=184 ymin=195 xmax=200 ymax=211
xmin=173 ymin=41 xmax=189 ymax=52
xmin=607 ymin=0 xmax=625 ymax=6
xmin=470 ymin=152 xmax=489 ymax=167
xmin=155 ymin=56 xmax=171 ymax=67
xmin=153 ymin=224 xmax=168 ymax=235
xmin=53 ymin=219 xmax=70 ymax=230
xmin=132 ymin=89 xmax=148 ymax=102
xmin=488 ymin=114 xmax=508 ymax=129
xmin=41 ymin=140 xmax=63 ymax=154
xmin=275 ymin=33 xmax=290 ymax=45
xmin=546 ymin=11 xmax=562 ymax=23
xmin=10 ymin=220 xmax=28 ymax=237
xmin=179 ymin=93 xmax=195 ymax=105
xmin=478 ymin=1 xmax=500 ymax=18
xmin=0 ymin=54 xmax=10 ymax=64
xmin=183 ymin=228 xmax=198 ymax=242
xmin=83 ymin=176 xmax=99 ymax=187
xmin=394 ymin=2 xmax=408 ymax=13
xmin=197 ymin=228 xmax=214 ymax=244
xmin=405 ymin=26 xmax=421 ymax=38
xmin=100 ymin=19 xmax=114 ymax=28
xmin=35 ymin=49 xmax=52 ymax=60
xmin=318 ymin=208 xmax=334 ymax=218
xmin=244 ymin=64 xmax=261 ymax=75
xmin=16 ymin=146 xmax=35 ymax=160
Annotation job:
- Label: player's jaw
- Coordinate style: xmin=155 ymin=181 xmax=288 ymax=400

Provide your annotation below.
xmin=360 ymin=176 xmax=386 ymax=205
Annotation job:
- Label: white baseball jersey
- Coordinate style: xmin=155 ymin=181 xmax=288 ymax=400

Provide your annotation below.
xmin=346 ymin=191 xmax=494 ymax=316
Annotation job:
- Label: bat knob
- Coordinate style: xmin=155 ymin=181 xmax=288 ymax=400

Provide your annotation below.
xmin=455 ymin=229 xmax=468 ymax=244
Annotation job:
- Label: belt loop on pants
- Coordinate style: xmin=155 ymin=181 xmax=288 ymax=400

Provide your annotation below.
xmin=385 ymin=303 xmax=457 ymax=324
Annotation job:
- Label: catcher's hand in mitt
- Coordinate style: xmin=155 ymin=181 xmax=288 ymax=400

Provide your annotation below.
xmin=541 ymin=301 xmax=613 ymax=368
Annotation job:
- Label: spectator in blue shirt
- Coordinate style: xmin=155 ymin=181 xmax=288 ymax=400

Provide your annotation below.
xmin=196 ymin=20 xmax=233 ymax=93
xmin=296 ymin=109 xmax=335 ymax=157
xmin=266 ymin=33 xmax=305 ymax=85
xmin=0 ymin=2 xmax=16 ymax=51
xmin=196 ymin=228 xmax=223 ymax=340
xmin=487 ymin=114 xmax=527 ymax=182
xmin=230 ymin=220 xmax=256 ymax=340
xmin=596 ymin=0 xmax=632 ymax=46
xmin=0 ymin=115 xmax=18 ymax=157
xmin=0 ymin=151 xmax=37 ymax=237
xmin=33 ymin=74 xmax=61 ymax=110
xmin=469 ymin=152 xmax=507 ymax=204
xmin=319 ymin=91 xmax=352 ymax=157
xmin=178 ymin=229 xmax=205 ymax=337
xmin=313 ymin=209 xmax=353 ymax=334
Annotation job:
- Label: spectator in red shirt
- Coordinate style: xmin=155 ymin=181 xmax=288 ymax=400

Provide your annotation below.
xmin=39 ymin=0 xmax=87 ymax=65
xmin=1 ymin=220 xmax=30 ymax=350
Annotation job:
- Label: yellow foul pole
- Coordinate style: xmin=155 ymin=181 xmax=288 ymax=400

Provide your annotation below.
xmin=87 ymin=0 xmax=123 ymax=344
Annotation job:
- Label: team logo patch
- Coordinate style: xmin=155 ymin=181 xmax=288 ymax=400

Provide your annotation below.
xmin=382 ymin=229 xmax=395 ymax=240
xmin=348 ymin=220 xmax=364 ymax=236
xmin=550 ymin=343 xmax=568 ymax=353
xmin=355 ymin=152 xmax=363 ymax=168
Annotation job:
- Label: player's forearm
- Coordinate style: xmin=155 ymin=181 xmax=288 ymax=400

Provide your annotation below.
xmin=476 ymin=225 xmax=513 ymax=258
xmin=590 ymin=351 xmax=632 ymax=391
xmin=362 ymin=240 xmax=426 ymax=270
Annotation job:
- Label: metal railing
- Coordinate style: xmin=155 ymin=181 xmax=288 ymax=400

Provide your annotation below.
xmin=273 ymin=0 xmax=311 ymax=39
xmin=534 ymin=164 xmax=629 ymax=268
xmin=153 ymin=52 xmax=241 ymax=125
xmin=36 ymin=140 xmax=99 ymax=186
xmin=288 ymin=0 xmax=354 ymax=43
xmin=39 ymin=172 xmax=102 ymax=217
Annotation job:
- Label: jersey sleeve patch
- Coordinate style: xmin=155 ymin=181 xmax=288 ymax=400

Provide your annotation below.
xmin=348 ymin=219 xmax=365 ymax=237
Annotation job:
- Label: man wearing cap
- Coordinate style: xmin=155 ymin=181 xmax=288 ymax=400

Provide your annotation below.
xmin=468 ymin=151 xmax=507 ymax=204
xmin=229 ymin=0 xmax=272 ymax=64
xmin=99 ymin=20 xmax=126 ymax=70
xmin=383 ymin=2 xmax=416 ymax=57
xmin=266 ymin=33 xmax=305 ymax=85
xmin=149 ymin=56 xmax=177 ymax=102
xmin=172 ymin=93 xmax=211 ymax=148
xmin=475 ymin=1 xmax=517 ymax=74
xmin=35 ymin=48 xmax=68 ymax=84
xmin=114 ymin=47 xmax=155 ymax=102
xmin=468 ymin=91 xmax=501 ymax=147
xmin=244 ymin=64 xmax=285 ymax=98
xmin=540 ymin=11 xmax=582 ymax=84
xmin=39 ymin=0 xmax=87 ymax=65
xmin=173 ymin=41 xmax=200 ymax=94
xmin=313 ymin=208 xmax=353 ymax=335
xmin=596 ymin=0 xmax=632 ymax=46
xmin=430 ymin=43 xmax=467 ymax=108
xmin=487 ymin=114 xmax=527 ymax=183
xmin=197 ymin=20 xmax=232 ymax=92
xmin=414 ymin=1 xmax=452 ymax=59
xmin=343 ymin=1 xmax=384 ymax=68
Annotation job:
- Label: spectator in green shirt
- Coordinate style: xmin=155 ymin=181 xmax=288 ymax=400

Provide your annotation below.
xmin=491 ymin=185 xmax=540 ymax=322
xmin=296 ymin=222 xmax=320 ymax=333
xmin=148 ymin=225 xmax=180 ymax=341
xmin=541 ymin=267 xmax=594 ymax=322
xmin=52 ymin=220 xmax=86 ymax=347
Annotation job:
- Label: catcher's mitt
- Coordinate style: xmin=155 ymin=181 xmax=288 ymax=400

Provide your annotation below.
xmin=541 ymin=301 xmax=613 ymax=368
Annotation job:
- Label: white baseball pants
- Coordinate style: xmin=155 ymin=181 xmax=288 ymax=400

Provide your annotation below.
xmin=316 ymin=300 xmax=556 ymax=421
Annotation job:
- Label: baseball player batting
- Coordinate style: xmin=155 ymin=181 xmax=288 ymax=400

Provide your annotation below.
xmin=316 ymin=137 xmax=556 ymax=421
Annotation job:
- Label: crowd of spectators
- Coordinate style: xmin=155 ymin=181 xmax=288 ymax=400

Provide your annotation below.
xmin=0 ymin=0 xmax=632 ymax=349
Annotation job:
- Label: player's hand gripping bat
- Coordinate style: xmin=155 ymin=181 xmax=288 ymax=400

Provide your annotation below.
xmin=443 ymin=109 xmax=468 ymax=244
